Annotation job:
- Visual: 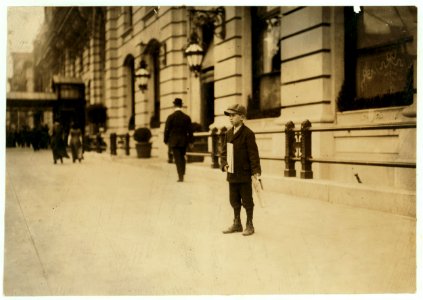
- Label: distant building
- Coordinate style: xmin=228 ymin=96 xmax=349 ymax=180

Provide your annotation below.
xmin=6 ymin=51 xmax=51 ymax=131
xmin=8 ymin=52 xmax=34 ymax=92
xmin=30 ymin=6 xmax=417 ymax=215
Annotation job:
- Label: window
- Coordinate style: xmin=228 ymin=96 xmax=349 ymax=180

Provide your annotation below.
xmin=339 ymin=7 xmax=416 ymax=111
xmin=79 ymin=50 xmax=84 ymax=74
xmin=122 ymin=7 xmax=133 ymax=35
xmin=249 ymin=7 xmax=281 ymax=119
xmin=150 ymin=52 xmax=161 ymax=129
xmin=143 ymin=6 xmax=159 ymax=23
xmin=147 ymin=41 xmax=161 ymax=128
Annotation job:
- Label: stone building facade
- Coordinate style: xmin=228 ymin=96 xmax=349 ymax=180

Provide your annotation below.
xmin=31 ymin=6 xmax=417 ymax=215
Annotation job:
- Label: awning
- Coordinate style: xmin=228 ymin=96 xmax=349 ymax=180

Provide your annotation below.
xmin=7 ymin=91 xmax=57 ymax=101
xmin=52 ymin=75 xmax=84 ymax=85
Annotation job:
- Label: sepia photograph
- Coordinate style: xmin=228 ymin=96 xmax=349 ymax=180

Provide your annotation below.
xmin=2 ymin=0 xmax=420 ymax=298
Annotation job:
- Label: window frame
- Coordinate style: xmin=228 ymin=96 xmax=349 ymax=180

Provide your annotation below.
xmin=248 ymin=7 xmax=282 ymax=119
xmin=122 ymin=7 xmax=133 ymax=37
xmin=338 ymin=7 xmax=415 ymax=112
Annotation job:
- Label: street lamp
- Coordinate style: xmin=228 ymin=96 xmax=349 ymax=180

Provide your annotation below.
xmin=185 ymin=7 xmax=226 ymax=77
xmin=135 ymin=60 xmax=150 ymax=92
xmin=185 ymin=33 xmax=204 ymax=77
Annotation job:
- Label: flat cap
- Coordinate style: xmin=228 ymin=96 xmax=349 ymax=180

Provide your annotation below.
xmin=224 ymin=104 xmax=247 ymax=116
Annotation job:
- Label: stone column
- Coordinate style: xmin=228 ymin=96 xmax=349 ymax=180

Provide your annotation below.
xmin=104 ymin=8 xmax=120 ymax=132
xmin=277 ymin=6 xmax=335 ymax=125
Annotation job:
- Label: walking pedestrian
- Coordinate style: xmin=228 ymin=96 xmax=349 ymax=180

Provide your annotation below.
xmin=40 ymin=124 xmax=50 ymax=149
xmin=164 ymin=98 xmax=193 ymax=182
xmin=22 ymin=125 xmax=31 ymax=148
xmin=30 ymin=125 xmax=42 ymax=151
xmin=50 ymin=121 xmax=69 ymax=164
xmin=220 ymin=104 xmax=261 ymax=236
xmin=68 ymin=122 xmax=83 ymax=163
xmin=6 ymin=124 xmax=16 ymax=148
xmin=15 ymin=127 xmax=23 ymax=147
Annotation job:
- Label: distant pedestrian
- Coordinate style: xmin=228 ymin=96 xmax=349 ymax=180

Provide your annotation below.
xmin=40 ymin=124 xmax=50 ymax=149
xmin=68 ymin=122 xmax=83 ymax=163
xmin=164 ymin=98 xmax=193 ymax=182
xmin=95 ymin=130 xmax=103 ymax=153
xmin=220 ymin=104 xmax=261 ymax=236
xmin=50 ymin=122 xmax=69 ymax=164
xmin=15 ymin=128 xmax=23 ymax=147
xmin=6 ymin=124 xmax=16 ymax=148
xmin=30 ymin=125 xmax=42 ymax=151
xmin=21 ymin=125 xmax=31 ymax=148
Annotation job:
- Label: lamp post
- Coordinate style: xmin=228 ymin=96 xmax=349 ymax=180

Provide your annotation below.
xmin=185 ymin=7 xmax=226 ymax=77
xmin=185 ymin=33 xmax=204 ymax=77
xmin=135 ymin=60 xmax=150 ymax=92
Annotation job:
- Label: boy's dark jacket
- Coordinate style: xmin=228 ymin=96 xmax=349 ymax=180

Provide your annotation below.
xmin=220 ymin=124 xmax=261 ymax=183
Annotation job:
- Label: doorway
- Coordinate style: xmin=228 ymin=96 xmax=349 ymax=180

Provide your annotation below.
xmin=200 ymin=70 xmax=215 ymax=130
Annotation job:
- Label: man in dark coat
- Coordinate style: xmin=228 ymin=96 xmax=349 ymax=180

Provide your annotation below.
xmin=164 ymin=98 xmax=193 ymax=182
xmin=220 ymin=104 xmax=261 ymax=236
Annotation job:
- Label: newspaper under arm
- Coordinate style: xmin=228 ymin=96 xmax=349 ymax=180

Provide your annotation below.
xmin=227 ymin=143 xmax=234 ymax=173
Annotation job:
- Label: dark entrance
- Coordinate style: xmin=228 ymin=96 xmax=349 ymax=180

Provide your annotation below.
xmin=199 ymin=25 xmax=215 ymax=130
xmin=51 ymin=76 xmax=86 ymax=141
xmin=200 ymin=75 xmax=215 ymax=130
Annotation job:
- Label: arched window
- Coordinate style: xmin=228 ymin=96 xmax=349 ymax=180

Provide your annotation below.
xmin=123 ymin=55 xmax=135 ymax=130
xmin=339 ymin=6 xmax=416 ymax=111
xmin=249 ymin=7 xmax=281 ymax=119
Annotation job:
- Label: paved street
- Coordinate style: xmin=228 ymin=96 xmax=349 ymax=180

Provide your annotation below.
xmin=3 ymin=148 xmax=416 ymax=296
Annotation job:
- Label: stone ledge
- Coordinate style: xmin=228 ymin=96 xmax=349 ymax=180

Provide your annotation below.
xmin=262 ymin=174 xmax=416 ymax=218
xmin=187 ymin=161 xmax=415 ymax=217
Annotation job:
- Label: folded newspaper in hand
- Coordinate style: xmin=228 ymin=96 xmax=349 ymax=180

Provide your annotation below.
xmin=252 ymin=176 xmax=265 ymax=207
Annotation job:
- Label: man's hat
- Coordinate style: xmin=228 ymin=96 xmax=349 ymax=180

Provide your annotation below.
xmin=173 ymin=98 xmax=183 ymax=107
xmin=224 ymin=104 xmax=247 ymax=116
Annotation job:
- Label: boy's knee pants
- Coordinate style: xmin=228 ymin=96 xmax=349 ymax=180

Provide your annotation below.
xmin=229 ymin=182 xmax=254 ymax=210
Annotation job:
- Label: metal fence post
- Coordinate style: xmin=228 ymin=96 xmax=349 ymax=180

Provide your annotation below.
xmin=125 ymin=133 xmax=130 ymax=156
xmin=211 ymin=128 xmax=220 ymax=169
xmin=96 ymin=132 xmax=102 ymax=153
xmin=300 ymin=119 xmax=313 ymax=179
xmin=110 ymin=133 xmax=117 ymax=155
xmin=284 ymin=121 xmax=296 ymax=177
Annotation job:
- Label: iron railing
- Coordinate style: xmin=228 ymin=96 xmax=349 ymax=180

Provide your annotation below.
xmin=109 ymin=120 xmax=416 ymax=178
xmin=283 ymin=120 xmax=416 ymax=179
xmin=110 ymin=133 xmax=130 ymax=156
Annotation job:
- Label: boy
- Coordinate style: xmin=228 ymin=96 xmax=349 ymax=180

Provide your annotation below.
xmin=220 ymin=104 xmax=261 ymax=236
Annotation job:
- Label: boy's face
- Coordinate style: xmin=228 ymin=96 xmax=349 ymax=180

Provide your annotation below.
xmin=228 ymin=113 xmax=244 ymax=127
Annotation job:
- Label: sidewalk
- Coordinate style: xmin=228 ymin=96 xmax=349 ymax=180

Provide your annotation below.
xmin=104 ymin=151 xmax=417 ymax=217
xmin=3 ymin=149 xmax=417 ymax=295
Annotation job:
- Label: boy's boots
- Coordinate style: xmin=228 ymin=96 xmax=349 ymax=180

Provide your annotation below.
xmin=222 ymin=217 xmax=243 ymax=233
xmin=223 ymin=208 xmax=243 ymax=234
xmin=242 ymin=208 xmax=254 ymax=236
xmin=242 ymin=220 xmax=254 ymax=236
